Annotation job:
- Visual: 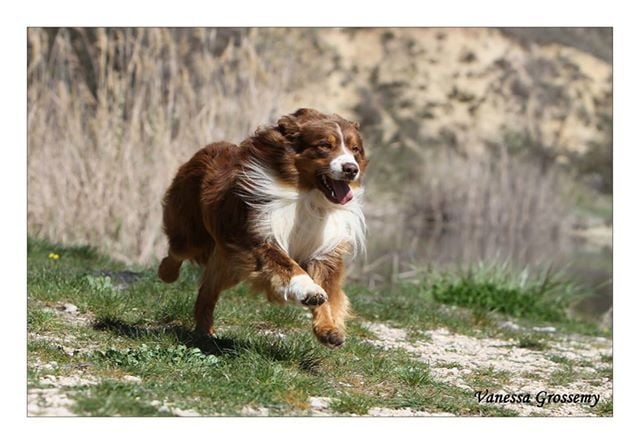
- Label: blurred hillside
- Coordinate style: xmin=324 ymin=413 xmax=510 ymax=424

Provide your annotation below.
xmin=308 ymin=28 xmax=611 ymax=152
xmin=294 ymin=28 xmax=612 ymax=192
xmin=27 ymin=28 xmax=612 ymax=297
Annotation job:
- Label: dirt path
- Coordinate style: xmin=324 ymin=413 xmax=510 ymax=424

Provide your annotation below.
xmin=363 ymin=322 xmax=612 ymax=416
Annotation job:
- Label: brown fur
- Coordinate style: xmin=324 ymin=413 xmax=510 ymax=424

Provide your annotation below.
xmin=158 ymin=109 xmax=367 ymax=347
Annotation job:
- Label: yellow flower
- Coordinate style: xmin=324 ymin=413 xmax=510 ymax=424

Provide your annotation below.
xmin=48 ymin=252 xmax=60 ymax=260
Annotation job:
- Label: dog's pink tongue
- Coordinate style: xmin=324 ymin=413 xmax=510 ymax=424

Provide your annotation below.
xmin=330 ymin=179 xmax=353 ymax=205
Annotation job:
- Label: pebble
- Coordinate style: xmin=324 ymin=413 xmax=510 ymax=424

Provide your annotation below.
xmin=500 ymin=321 xmax=521 ymax=331
xmin=501 ymin=321 xmax=557 ymax=333
xmin=41 ymin=361 xmax=58 ymax=371
xmin=173 ymin=408 xmax=201 ymax=417
xmin=309 ymin=396 xmax=331 ymax=410
xmin=123 ymin=375 xmax=142 ymax=383
xmin=531 ymin=326 xmax=557 ymax=333
xmin=57 ymin=345 xmax=78 ymax=356
xmin=62 ymin=303 xmax=78 ymax=314
xmin=241 ymin=405 xmax=269 ymax=416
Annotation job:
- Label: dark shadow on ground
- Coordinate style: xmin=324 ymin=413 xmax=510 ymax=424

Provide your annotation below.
xmin=92 ymin=317 xmax=323 ymax=374
xmin=92 ymin=317 xmax=242 ymax=356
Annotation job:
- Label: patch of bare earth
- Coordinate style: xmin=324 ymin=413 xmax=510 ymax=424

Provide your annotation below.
xmin=29 ymin=304 xmax=99 ymax=356
xmin=364 ymin=322 xmax=612 ymax=416
xmin=28 ymin=303 xmax=99 ymax=416
xmin=29 ymin=303 xmax=198 ymax=416
xmin=28 ymin=373 xmax=98 ymax=417
xmin=28 ymin=301 xmax=206 ymax=417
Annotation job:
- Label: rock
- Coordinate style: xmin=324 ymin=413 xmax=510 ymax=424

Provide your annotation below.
xmin=309 ymin=396 xmax=331 ymax=410
xmin=40 ymin=374 xmax=97 ymax=387
xmin=241 ymin=405 xmax=269 ymax=416
xmin=173 ymin=408 xmax=200 ymax=417
xmin=41 ymin=361 xmax=58 ymax=371
xmin=62 ymin=303 xmax=78 ymax=314
xmin=500 ymin=321 xmax=522 ymax=331
xmin=501 ymin=321 xmax=556 ymax=333
xmin=531 ymin=326 xmax=557 ymax=333
xmin=123 ymin=375 xmax=142 ymax=383
xmin=57 ymin=345 xmax=79 ymax=356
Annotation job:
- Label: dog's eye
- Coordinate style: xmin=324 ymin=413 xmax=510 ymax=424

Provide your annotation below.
xmin=352 ymin=145 xmax=361 ymax=154
xmin=316 ymin=142 xmax=332 ymax=150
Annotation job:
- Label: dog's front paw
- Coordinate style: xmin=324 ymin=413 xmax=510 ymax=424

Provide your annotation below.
xmin=314 ymin=327 xmax=345 ymax=348
xmin=285 ymin=275 xmax=328 ymax=306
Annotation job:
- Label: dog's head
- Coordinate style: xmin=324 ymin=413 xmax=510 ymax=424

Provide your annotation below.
xmin=276 ymin=108 xmax=368 ymax=205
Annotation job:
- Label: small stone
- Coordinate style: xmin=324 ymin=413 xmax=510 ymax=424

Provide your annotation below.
xmin=500 ymin=321 xmax=521 ymax=331
xmin=41 ymin=375 xmax=57 ymax=385
xmin=531 ymin=326 xmax=556 ymax=333
xmin=309 ymin=396 xmax=331 ymax=410
xmin=241 ymin=405 xmax=269 ymax=416
xmin=123 ymin=375 xmax=142 ymax=383
xmin=42 ymin=361 xmax=58 ymax=371
xmin=158 ymin=405 xmax=170 ymax=413
xmin=62 ymin=303 xmax=78 ymax=314
xmin=57 ymin=345 xmax=78 ymax=356
xmin=173 ymin=408 xmax=200 ymax=417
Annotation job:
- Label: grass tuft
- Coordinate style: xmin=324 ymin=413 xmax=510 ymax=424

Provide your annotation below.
xmin=429 ymin=263 xmax=583 ymax=323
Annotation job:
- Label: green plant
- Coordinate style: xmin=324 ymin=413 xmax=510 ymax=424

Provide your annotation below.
xmin=429 ymin=264 xmax=579 ymax=323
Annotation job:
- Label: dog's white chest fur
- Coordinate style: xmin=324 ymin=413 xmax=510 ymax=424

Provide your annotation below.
xmin=238 ymin=164 xmax=365 ymax=263
xmin=261 ymin=191 xmax=364 ymax=262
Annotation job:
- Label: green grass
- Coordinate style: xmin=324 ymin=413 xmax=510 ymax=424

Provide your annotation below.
xmin=466 ymin=367 xmax=512 ymax=390
xmin=593 ymin=399 xmax=613 ymax=416
xmin=429 ymin=264 xmax=578 ymax=323
xmin=350 ymin=264 xmax=603 ymax=338
xmin=517 ymin=335 xmax=549 ymax=351
xmin=27 ymin=237 xmax=608 ymax=417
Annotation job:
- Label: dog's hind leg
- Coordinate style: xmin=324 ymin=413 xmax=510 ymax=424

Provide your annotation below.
xmin=158 ymin=252 xmax=183 ymax=283
xmin=158 ymin=239 xmax=213 ymax=283
xmin=194 ymin=249 xmax=238 ymax=336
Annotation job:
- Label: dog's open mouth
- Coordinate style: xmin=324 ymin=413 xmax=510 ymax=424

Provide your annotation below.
xmin=318 ymin=175 xmax=353 ymax=205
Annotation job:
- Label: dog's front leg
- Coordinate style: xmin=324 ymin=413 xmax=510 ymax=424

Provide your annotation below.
xmin=305 ymin=254 xmax=351 ymax=348
xmin=252 ymin=242 xmax=328 ymax=306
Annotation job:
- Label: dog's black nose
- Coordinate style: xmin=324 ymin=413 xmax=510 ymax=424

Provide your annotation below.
xmin=342 ymin=162 xmax=359 ymax=179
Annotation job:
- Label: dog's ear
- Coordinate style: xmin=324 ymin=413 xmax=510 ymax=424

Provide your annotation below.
xmin=292 ymin=108 xmax=326 ymax=123
xmin=277 ymin=115 xmax=301 ymax=140
xmin=351 ymin=120 xmax=360 ymax=130
xmin=278 ymin=108 xmax=329 ymax=144
xmin=278 ymin=109 xmax=325 ymax=138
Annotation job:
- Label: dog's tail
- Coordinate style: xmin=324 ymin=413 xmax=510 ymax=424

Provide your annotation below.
xmin=158 ymin=254 xmax=182 ymax=283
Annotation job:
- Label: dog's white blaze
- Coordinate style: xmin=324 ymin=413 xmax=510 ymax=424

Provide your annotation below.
xmin=329 ymin=124 xmax=359 ymax=180
xmin=238 ymin=162 xmax=366 ymax=263
xmin=283 ymin=274 xmax=326 ymax=304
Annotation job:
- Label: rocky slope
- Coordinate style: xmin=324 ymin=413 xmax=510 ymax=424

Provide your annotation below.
xmin=289 ymin=28 xmax=612 ymax=159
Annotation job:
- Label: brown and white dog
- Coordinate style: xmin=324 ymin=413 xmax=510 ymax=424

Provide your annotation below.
xmin=158 ymin=108 xmax=367 ymax=347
